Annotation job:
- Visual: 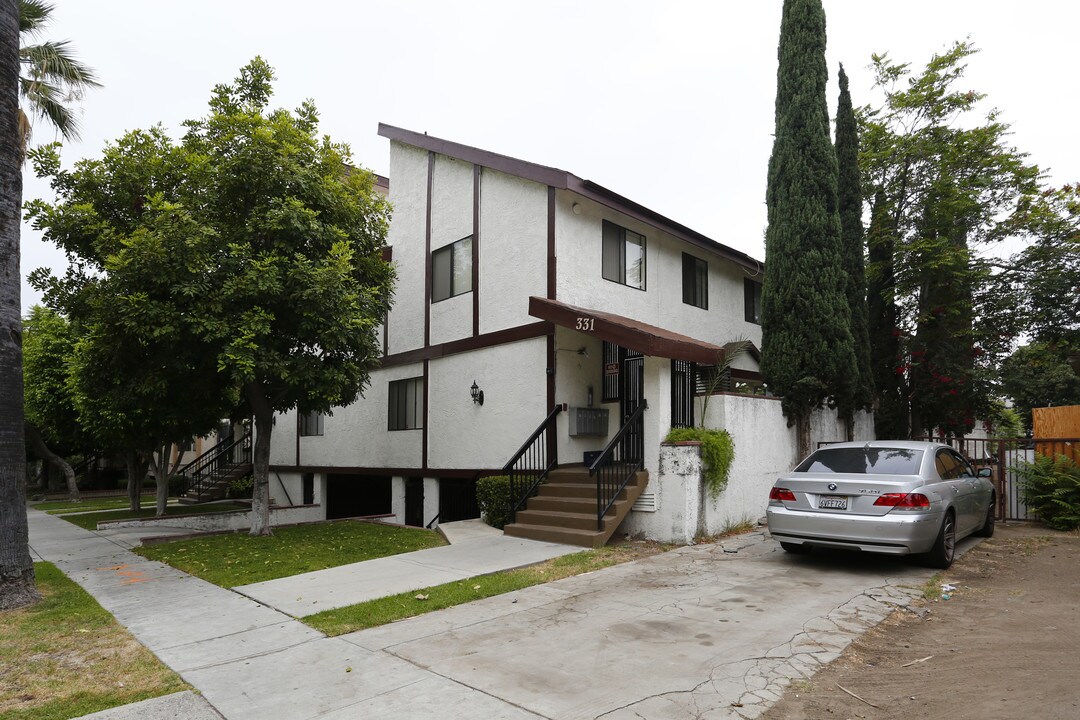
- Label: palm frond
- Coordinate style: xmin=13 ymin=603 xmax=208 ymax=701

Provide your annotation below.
xmin=20 ymin=40 xmax=101 ymax=91
xmin=19 ymin=0 xmax=53 ymax=34
xmin=19 ymin=75 xmax=81 ymax=139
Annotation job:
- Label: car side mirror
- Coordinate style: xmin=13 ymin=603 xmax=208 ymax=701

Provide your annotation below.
xmin=977 ymin=467 xmax=992 ymax=478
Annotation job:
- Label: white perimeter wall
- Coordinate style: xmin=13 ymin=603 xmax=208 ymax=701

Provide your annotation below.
xmin=621 ymin=393 xmax=875 ymax=543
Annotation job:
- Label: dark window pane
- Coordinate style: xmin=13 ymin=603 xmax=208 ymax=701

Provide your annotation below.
xmin=744 ymin=278 xmax=762 ymax=324
xmin=602 ymin=221 xmax=621 ymax=283
xmin=432 ymin=246 xmax=452 ymax=301
xmin=795 ymin=448 xmax=924 ymax=474
xmin=683 ymin=253 xmax=707 ymax=309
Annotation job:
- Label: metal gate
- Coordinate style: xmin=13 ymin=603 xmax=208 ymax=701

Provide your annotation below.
xmin=914 ymin=437 xmax=1079 ymax=521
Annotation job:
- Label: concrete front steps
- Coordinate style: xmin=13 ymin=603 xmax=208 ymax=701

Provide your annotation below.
xmin=503 ymin=466 xmax=648 ymax=548
xmin=178 ymin=463 xmax=252 ymax=505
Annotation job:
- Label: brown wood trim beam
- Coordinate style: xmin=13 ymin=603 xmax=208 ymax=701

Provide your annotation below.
xmin=422 ymin=358 xmax=429 ymax=470
xmin=380 ymin=321 xmax=553 ymax=369
xmin=473 ymin=164 xmax=481 ymax=337
xmin=424 ymin=151 xmax=434 ymax=348
xmin=269 ymin=465 xmax=497 ymax=479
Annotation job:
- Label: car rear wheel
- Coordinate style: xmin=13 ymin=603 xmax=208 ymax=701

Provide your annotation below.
xmin=780 ymin=541 xmax=812 ymax=554
xmin=976 ymin=494 xmax=996 ymax=538
xmin=923 ymin=511 xmax=956 ymax=569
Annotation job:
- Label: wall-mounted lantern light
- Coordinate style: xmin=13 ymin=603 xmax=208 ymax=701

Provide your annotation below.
xmin=470 ymin=380 xmax=484 ymax=406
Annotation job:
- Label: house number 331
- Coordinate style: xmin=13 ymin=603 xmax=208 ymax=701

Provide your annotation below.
xmin=575 ymin=317 xmax=595 ymax=332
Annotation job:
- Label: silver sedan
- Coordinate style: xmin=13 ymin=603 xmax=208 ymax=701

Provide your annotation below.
xmin=766 ymin=441 xmax=995 ymax=568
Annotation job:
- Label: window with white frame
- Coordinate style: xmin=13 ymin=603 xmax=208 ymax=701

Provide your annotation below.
xmin=682 ymin=253 xmax=708 ymax=309
xmin=431 ymin=236 xmax=473 ymax=302
xmin=388 ymin=377 xmax=424 ymax=431
xmin=602 ymin=220 xmax=646 ymax=290
xmin=299 ymin=411 xmax=324 ymax=437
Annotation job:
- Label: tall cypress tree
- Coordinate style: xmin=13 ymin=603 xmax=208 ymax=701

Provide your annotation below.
xmin=761 ymin=0 xmax=857 ymax=458
xmin=866 ymin=188 xmax=907 ymax=438
xmin=834 ymin=64 xmax=874 ymax=437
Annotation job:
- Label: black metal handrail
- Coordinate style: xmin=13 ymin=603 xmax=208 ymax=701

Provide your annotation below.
xmin=504 ymin=405 xmax=563 ymax=523
xmin=589 ymin=400 xmax=647 ymax=530
xmin=176 ymin=432 xmax=252 ymax=502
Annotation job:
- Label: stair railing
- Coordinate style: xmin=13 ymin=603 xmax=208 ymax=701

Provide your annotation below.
xmin=589 ymin=399 xmax=647 ymax=530
xmin=175 ymin=432 xmax=252 ymax=503
xmin=504 ymin=405 xmax=563 ymax=523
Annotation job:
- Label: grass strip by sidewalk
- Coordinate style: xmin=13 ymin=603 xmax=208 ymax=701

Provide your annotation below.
xmin=36 ymin=498 xmax=156 ymax=515
xmin=0 ymin=563 xmax=187 ymax=720
xmin=135 ymin=520 xmax=446 ymax=587
xmin=59 ymin=502 xmax=251 ymax=530
xmin=304 ymin=541 xmax=671 ymax=636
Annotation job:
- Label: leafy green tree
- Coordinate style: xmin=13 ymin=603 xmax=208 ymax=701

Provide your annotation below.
xmin=859 ymin=41 xmax=1040 ymax=438
xmin=1000 ymin=344 xmax=1080 ymax=433
xmin=182 ymin=59 xmax=394 ymax=534
xmin=1 ymin=0 xmax=40 ymax=611
xmin=17 ymin=0 xmax=99 ymax=154
xmin=27 ymin=129 xmax=233 ymax=515
xmin=1009 ymin=184 xmax=1080 ymax=351
xmin=29 ymin=59 xmax=395 ymax=533
xmin=834 ymin=63 xmax=873 ymax=437
xmin=865 ymin=188 xmax=908 ymax=438
xmin=761 ymin=0 xmax=856 ymax=457
xmin=22 ymin=305 xmax=80 ymax=499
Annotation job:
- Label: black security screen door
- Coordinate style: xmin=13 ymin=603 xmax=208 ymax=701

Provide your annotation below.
xmin=621 ymin=353 xmax=644 ymax=422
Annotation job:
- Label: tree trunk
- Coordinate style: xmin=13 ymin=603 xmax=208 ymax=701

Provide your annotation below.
xmin=148 ymin=443 xmax=171 ymax=517
xmin=796 ymin=413 xmax=812 ymax=461
xmin=0 ymin=0 xmax=39 ymax=610
xmin=845 ymin=415 xmax=855 ymax=443
xmin=124 ymin=451 xmax=147 ymax=512
xmin=246 ymin=384 xmax=273 ymax=536
xmin=25 ymin=423 xmax=79 ymax=501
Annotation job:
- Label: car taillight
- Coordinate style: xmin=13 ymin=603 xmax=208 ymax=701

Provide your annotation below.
xmin=769 ymin=487 xmax=796 ymax=502
xmin=873 ymin=492 xmax=930 ymax=510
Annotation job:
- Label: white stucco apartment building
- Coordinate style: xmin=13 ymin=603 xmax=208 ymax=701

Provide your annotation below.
xmin=257 ymin=124 xmax=865 ymax=543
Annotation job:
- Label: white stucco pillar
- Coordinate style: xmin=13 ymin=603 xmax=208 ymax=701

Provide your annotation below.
xmin=643 ymin=355 xmax=671 ymax=476
xmin=423 ymin=477 xmax=440 ymax=527
xmin=390 ymin=476 xmax=406 ymax=524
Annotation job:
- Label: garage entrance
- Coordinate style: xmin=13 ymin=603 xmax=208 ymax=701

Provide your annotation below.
xmin=325 ymin=474 xmax=391 ymax=519
xmin=439 ymin=477 xmax=480 ymax=522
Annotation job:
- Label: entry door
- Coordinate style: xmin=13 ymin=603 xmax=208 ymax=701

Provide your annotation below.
xmin=620 ymin=354 xmax=645 ymax=463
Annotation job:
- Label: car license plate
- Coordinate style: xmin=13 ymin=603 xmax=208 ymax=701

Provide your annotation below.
xmin=818 ymin=495 xmax=848 ymax=510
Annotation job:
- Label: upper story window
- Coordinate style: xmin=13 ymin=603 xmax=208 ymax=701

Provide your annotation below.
xmin=432 ymin=236 xmax=473 ymax=302
xmin=388 ymin=377 xmax=424 ymax=431
xmin=602 ymin=220 xmax=646 ymax=290
xmin=299 ymin=411 xmax=324 ymax=437
xmin=744 ymin=278 xmax=762 ymax=324
xmin=682 ymin=253 xmax=708 ymax=309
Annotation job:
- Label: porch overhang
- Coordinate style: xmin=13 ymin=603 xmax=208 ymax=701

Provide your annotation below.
xmin=528 ymin=296 xmax=726 ymax=365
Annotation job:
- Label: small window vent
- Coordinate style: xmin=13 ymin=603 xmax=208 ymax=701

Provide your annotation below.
xmin=632 ymin=491 xmax=657 ymax=513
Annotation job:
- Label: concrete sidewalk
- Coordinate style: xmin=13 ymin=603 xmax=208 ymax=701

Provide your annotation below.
xmin=28 ymin=508 xmax=971 ymax=720
xmin=234 ymin=519 xmax=581 ymax=616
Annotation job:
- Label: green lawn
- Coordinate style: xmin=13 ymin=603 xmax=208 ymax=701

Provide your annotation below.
xmin=59 ymin=502 xmax=250 ymax=530
xmin=135 ymin=520 xmax=446 ymax=587
xmin=304 ymin=542 xmax=669 ymax=636
xmin=0 ymin=563 xmax=187 ymax=720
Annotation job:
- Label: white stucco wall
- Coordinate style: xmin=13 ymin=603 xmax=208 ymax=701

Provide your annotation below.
xmin=100 ymin=503 xmax=324 ymax=533
xmin=553 ymin=190 xmax=763 ymax=352
xmin=479 ymin=168 xmax=548 ymax=333
xmin=427 ymin=338 xmax=549 ymax=469
xmin=385 ymin=142 xmax=430 ymax=355
xmin=429 ymin=155 xmax=475 ymax=346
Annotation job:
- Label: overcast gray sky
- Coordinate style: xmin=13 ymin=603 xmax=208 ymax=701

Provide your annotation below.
xmin=19 ymin=0 xmax=1080 ymax=314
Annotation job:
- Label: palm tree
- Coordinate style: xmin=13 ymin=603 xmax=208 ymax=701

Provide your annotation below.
xmin=18 ymin=0 xmax=99 ymax=154
xmin=1 ymin=0 xmax=41 ymax=610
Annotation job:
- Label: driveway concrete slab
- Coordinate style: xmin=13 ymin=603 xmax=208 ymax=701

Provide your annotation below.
xmin=351 ymin=532 xmax=959 ymax=720
xmin=234 ymin=532 xmax=580 ymax=617
xmin=27 ymin=506 xmax=979 ymax=720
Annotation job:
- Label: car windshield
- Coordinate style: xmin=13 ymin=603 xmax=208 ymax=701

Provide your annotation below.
xmin=794 ymin=447 xmax=924 ymax=475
